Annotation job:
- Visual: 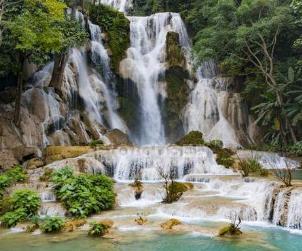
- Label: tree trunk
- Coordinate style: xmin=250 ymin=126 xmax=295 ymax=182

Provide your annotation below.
xmin=49 ymin=52 xmax=68 ymax=97
xmin=14 ymin=54 xmax=25 ymax=127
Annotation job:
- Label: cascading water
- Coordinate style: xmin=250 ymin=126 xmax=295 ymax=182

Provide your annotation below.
xmin=184 ymin=65 xmax=240 ymax=148
xmin=120 ymin=13 xmax=190 ymax=145
xmin=99 ymin=0 xmax=132 ymax=13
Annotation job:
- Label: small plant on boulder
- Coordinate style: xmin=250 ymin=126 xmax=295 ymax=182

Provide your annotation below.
xmin=0 ymin=189 xmax=41 ymax=228
xmin=219 ymin=213 xmax=242 ymax=237
xmin=88 ymin=222 xmax=110 ymax=237
xmin=41 ymin=217 xmax=65 ymax=233
xmin=176 ymin=131 xmax=204 ymax=146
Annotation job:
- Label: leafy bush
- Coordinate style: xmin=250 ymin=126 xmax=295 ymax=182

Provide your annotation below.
xmin=9 ymin=190 xmax=41 ymax=216
xmin=239 ymin=159 xmax=268 ymax=177
xmin=88 ymin=222 xmax=110 ymax=237
xmin=41 ymin=217 xmax=65 ymax=233
xmin=176 ymin=131 xmax=205 ymax=146
xmin=0 ymin=190 xmax=41 ymax=228
xmin=215 ymin=148 xmax=235 ymax=168
xmin=51 ymin=167 xmax=116 ymax=218
xmin=0 ymin=208 xmax=27 ymax=228
xmin=89 ymin=4 xmax=130 ymax=71
xmin=0 ymin=166 xmax=27 ymax=198
xmin=287 ymin=141 xmax=302 ymax=156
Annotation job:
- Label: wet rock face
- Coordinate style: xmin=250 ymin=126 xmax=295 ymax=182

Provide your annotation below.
xmin=105 ymin=129 xmax=132 ymax=146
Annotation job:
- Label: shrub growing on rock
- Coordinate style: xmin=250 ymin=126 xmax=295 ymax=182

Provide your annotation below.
xmin=0 ymin=166 xmax=27 ymax=198
xmin=41 ymin=217 xmax=65 ymax=233
xmin=0 ymin=189 xmax=41 ymax=227
xmin=51 ymin=167 xmax=115 ymax=218
xmin=88 ymin=222 xmax=110 ymax=237
xmin=239 ymin=159 xmax=268 ymax=177
xmin=176 ymin=131 xmax=205 ymax=146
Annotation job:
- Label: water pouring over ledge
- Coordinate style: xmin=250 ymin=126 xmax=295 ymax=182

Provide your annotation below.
xmin=120 ymin=12 xmax=191 ymax=145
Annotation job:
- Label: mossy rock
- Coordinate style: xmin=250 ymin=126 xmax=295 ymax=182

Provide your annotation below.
xmin=218 ymin=224 xmax=242 ymax=237
xmin=166 ymin=31 xmax=186 ymax=68
xmin=164 ymin=182 xmax=192 ymax=203
xmin=44 ymin=146 xmax=92 ymax=164
xmin=164 ymin=66 xmax=190 ymax=141
xmin=160 ymin=218 xmax=182 ymax=230
xmin=64 ymin=219 xmax=87 ymax=232
xmin=135 ymin=216 xmax=148 ymax=225
xmin=89 ymin=4 xmax=130 ymax=73
xmin=176 ymin=131 xmax=205 ymax=146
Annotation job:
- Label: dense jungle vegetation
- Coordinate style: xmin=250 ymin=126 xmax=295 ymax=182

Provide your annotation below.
xmin=0 ymin=0 xmax=301 ymax=149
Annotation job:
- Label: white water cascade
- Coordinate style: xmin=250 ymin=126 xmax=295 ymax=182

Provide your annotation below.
xmin=120 ymin=13 xmax=190 ymax=145
xmin=88 ymin=21 xmax=128 ymax=132
xmin=99 ymin=0 xmax=132 ymax=13
xmin=184 ymin=65 xmax=240 ymax=148
xmin=85 ymin=146 xmax=235 ymax=181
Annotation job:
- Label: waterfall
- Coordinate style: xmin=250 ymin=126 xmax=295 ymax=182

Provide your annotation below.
xmin=287 ymin=190 xmax=302 ymax=229
xmin=88 ymin=21 xmax=128 ymax=132
xmin=120 ymin=13 xmax=190 ymax=145
xmin=184 ymin=66 xmax=240 ymax=148
xmin=86 ymin=146 xmax=235 ymax=181
xmin=99 ymin=0 xmax=132 ymax=13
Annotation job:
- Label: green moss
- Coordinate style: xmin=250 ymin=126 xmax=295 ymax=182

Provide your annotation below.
xmin=176 ymin=131 xmax=205 ymax=146
xmin=166 ymin=32 xmax=186 ymax=68
xmin=89 ymin=4 xmax=130 ymax=72
xmin=164 ymin=32 xmax=190 ymax=140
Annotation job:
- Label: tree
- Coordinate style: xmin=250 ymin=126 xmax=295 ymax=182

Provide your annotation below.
xmin=5 ymin=0 xmax=66 ymax=125
xmin=4 ymin=0 xmax=87 ymax=125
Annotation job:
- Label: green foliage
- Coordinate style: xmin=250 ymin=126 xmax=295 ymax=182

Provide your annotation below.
xmin=0 ymin=165 xmax=27 ymax=198
xmin=9 ymin=189 xmax=41 ymax=216
xmin=163 ymin=182 xmax=189 ymax=203
xmin=89 ymin=4 xmax=130 ymax=72
xmin=176 ymin=131 xmax=205 ymax=146
xmin=51 ymin=167 xmax=115 ymax=218
xmin=0 ymin=189 xmax=41 ymax=228
xmin=239 ymin=158 xmax=268 ymax=177
xmin=88 ymin=222 xmax=110 ymax=237
xmin=0 ymin=208 xmax=27 ymax=228
xmin=287 ymin=141 xmax=302 ymax=156
xmin=89 ymin=139 xmax=104 ymax=148
xmin=41 ymin=217 xmax=65 ymax=233
xmin=215 ymin=148 xmax=235 ymax=169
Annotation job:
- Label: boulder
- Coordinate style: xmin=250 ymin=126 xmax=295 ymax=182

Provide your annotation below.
xmin=0 ymin=149 xmax=19 ymax=170
xmin=64 ymin=219 xmax=87 ymax=232
xmin=26 ymin=157 xmax=44 ymax=169
xmin=135 ymin=216 xmax=148 ymax=225
xmin=160 ymin=219 xmax=181 ymax=230
xmin=105 ymin=129 xmax=132 ymax=146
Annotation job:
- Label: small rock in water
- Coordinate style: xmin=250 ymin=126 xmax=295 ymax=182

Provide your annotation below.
xmin=160 ymin=219 xmax=182 ymax=230
xmin=135 ymin=216 xmax=148 ymax=225
xmin=244 ymin=177 xmax=255 ymax=183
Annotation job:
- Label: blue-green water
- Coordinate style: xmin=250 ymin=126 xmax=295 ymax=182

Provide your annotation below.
xmin=0 ymin=226 xmax=301 ymax=251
